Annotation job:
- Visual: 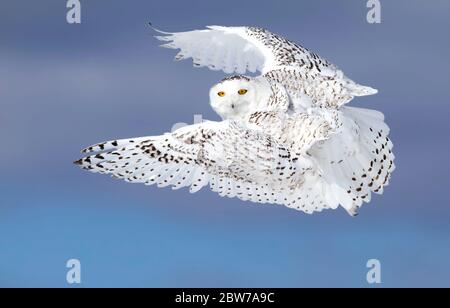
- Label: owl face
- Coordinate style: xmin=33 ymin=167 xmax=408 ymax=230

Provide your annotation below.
xmin=209 ymin=75 xmax=257 ymax=120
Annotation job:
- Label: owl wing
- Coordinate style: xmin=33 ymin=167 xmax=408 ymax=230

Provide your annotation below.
xmin=154 ymin=25 xmax=336 ymax=75
xmin=154 ymin=25 xmax=377 ymax=107
xmin=74 ymin=119 xmax=333 ymax=213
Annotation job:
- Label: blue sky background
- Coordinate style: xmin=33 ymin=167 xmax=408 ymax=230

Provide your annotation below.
xmin=1 ymin=0 xmax=449 ymax=287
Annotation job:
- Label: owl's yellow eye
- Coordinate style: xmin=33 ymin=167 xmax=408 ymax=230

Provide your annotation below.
xmin=217 ymin=91 xmax=225 ymax=97
xmin=238 ymin=89 xmax=248 ymax=95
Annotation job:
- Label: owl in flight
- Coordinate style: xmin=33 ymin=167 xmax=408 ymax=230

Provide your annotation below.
xmin=75 ymin=26 xmax=395 ymax=216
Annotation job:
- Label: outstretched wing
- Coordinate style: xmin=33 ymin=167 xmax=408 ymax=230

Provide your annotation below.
xmin=154 ymin=25 xmax=336 ymax=75
xmin=155 ymin=25 xmax=377 ymax=107
xmin=75 ymin=120 xmax=332 ymax=213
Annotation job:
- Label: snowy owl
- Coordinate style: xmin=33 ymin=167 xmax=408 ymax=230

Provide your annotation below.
xmin=74 ymin=26 xmax=395 ymax=216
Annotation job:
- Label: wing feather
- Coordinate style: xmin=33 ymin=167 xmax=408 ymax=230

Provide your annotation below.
xmin=75 ymin=120 xmax=330 ymax=213
xmin=154 ymin=25 xmax=378 ymax=107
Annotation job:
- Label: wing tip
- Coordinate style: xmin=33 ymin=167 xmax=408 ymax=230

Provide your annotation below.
xmin=366 ymin=87 xmax=378 ymax=95
xmin=147 ymin=22 xmax=172 ymax=35
xmin=354 ymin=85 xmax=378 ymax=96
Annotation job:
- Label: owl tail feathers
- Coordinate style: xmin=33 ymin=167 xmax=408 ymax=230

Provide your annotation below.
xmin=310 ymin=106 xmax=395 ymax=216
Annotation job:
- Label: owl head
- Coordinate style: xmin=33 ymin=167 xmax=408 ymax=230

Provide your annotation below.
xmin=209 ymin=75 xmax=259 ymax=120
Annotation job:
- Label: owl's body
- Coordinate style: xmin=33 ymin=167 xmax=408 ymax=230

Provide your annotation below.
xmin=75 ymin=25 xmax=395 ymax=216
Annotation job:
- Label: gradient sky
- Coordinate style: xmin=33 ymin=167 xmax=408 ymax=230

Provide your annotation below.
xmin=1 ymin=0 xmax=450 ymax=287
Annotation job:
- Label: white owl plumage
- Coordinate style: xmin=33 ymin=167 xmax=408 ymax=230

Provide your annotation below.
xmin=75 ymin=26 xmax=395 ymax=216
